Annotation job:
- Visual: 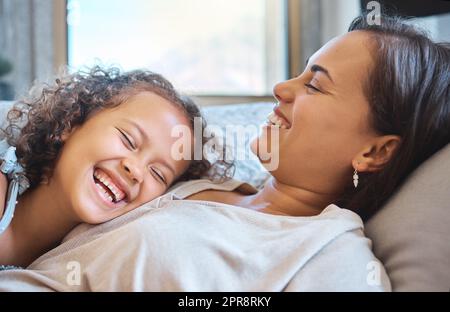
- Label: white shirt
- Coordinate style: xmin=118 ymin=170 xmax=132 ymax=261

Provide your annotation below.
xmin=0 ymin=179 xmax=391 ymax=291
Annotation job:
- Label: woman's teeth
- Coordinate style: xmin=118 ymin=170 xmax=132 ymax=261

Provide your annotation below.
xmin=266 ymin=112 xmax=289 ymax=129
xmin=93 ymin=169 xmax=126 ymax=203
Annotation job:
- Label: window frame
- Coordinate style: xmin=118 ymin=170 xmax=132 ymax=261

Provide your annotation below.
xmin=54 ymin=0 xmax=315 ymax=105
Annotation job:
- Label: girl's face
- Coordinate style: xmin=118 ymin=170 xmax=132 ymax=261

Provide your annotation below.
xmin=50 ymin=91 xmax=192 ymax=223
xmin=252 ymin=31 xmax=378 ymax=195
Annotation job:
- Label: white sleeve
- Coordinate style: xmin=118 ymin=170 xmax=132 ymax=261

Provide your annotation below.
xmin=284 ymin=229 xmax=392 ymax=292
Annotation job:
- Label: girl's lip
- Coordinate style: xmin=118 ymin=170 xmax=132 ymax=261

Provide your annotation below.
xmin=91 ymin=170 xmax=125 ymax=210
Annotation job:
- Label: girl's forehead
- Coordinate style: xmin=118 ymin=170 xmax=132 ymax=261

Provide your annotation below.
xmin=110 ymin=91 xmax=178 ymax=116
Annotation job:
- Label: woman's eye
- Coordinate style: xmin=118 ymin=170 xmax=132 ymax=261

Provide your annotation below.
xmin=116 ymin=128 xmax=136 ymax=150
xmin=304 ymin=83 xmax=321 ymax=93
xmin=151 ymin=167 xmax=166 ymax=184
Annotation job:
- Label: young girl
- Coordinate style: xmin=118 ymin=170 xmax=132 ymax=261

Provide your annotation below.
xmin=0 ymin=66 xmax=232 ymax=267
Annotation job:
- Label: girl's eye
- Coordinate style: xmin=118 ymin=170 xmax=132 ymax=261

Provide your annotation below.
xmin=304 ymin=83 xmax=321 ymax=93
xmin=151 ymin=167 xmax=166 ymax=185
xmin=116 ymin=128 xmax=136 ymax=150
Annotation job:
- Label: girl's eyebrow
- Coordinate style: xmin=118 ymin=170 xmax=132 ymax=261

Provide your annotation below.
xmin=123 ymin=118 xmax=176 ymax=177
xmin=124 ymin=119 xmax=149 ymax=142
xmin=160 ymin=161 xmax=176 ymax=178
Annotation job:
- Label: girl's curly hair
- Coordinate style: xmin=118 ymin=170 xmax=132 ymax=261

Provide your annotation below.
xmin=2 ymin=66 xmax=234 ymax=189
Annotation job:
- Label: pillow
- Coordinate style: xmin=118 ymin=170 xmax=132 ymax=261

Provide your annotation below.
xmin=0 ymin=101 xmax=15 ymax=137
xmin=201 ymin=102 xmax=273 ymax=188
xmin=365 ymin=144 xmax=450 ymax=291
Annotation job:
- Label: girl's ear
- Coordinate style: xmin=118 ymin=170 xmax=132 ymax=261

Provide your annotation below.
xmin=61 ymin=126 xmax=79 ymax=142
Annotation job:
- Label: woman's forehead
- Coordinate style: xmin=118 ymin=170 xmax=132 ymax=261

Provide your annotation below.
xmin=307 ymin=31 xmax=374 ymax=86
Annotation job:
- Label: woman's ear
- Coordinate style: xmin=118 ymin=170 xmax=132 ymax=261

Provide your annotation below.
xmin=353 ymin=135 xmax=401 ymax=172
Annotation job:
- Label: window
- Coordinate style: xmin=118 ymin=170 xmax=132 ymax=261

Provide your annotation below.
xmin=67 ymin=0 xmax=287 ymax=96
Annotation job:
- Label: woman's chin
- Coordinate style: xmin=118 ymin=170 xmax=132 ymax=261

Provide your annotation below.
xmin=250 ymin=137 xmax=280 ymax=171
xmin=250 ymin=137 xmax=258 ymax=156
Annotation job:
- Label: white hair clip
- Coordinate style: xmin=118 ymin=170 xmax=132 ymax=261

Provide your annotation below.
xmin=0 ymin=139 xmax=30 ymax=234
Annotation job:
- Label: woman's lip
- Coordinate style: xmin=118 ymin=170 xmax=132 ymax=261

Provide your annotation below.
xmin=273 ymin=107 xmax=291 ymax=128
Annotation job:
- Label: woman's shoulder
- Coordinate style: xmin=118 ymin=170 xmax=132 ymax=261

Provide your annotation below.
xmin=167 ymin=178 xmax=258 ymax=200
xmin=320 ymin=204 xmax=364 ymax=224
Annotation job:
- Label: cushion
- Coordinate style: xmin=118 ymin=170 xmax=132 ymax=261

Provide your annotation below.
xmin=201 ymin=102 xmax=273 ymax=188
xmin=365 ymin=143 xmax=450 ymax=291
xmin=0 ymin=101 xmax=15 ymax=136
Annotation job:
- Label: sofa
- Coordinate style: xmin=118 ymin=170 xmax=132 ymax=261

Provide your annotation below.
xmin=1 ymin=100 xmax=449 ymax=291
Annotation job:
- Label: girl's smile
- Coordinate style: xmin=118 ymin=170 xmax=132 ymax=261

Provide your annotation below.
xmin=91 ymin=167 xmax=129 ymax=210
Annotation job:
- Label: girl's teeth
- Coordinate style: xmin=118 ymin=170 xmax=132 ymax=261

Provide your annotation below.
xmin=94 ymin=171 xmax=125 ymax=201
xmin=95 ymin=182 xmax=114 ymax=203
xmin=94 ymin=169 xmax=127 ymax=203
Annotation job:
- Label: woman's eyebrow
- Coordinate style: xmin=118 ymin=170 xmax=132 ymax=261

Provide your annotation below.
xmin=310 ymin=64 xmax=334 ymax=84
xmin=305 ymin=57 xmax=334 ymax=84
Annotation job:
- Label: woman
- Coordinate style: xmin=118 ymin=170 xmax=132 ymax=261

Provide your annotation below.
xmin=0 ymin=14 xmax=448 ymax=291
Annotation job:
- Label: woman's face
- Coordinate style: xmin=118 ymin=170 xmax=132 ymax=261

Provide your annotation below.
xmin=50 ymin=91 xmax=192 ymax=223
xmin=252 ymin=31 xmax=378 ymax=195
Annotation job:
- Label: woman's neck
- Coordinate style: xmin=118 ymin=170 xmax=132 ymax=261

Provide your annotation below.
xmin=243 ymin=177 xmax=338 ymax=217
xmin=0 ymin=183 xmax=78 ymax=267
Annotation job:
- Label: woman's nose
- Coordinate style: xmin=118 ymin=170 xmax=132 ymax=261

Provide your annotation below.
xmin=121 ymin=158 xmax=144 ymax=184
xmin=273 ymin=80 xmax=296 ymax=104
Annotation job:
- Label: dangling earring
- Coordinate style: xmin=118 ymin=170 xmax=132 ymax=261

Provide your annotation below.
xmin=353 ymin=167 xmax=359 ymax=188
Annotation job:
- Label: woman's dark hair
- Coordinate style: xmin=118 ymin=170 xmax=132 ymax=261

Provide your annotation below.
xmin=336 ymin=13 xmax=450 ymax=221
xmin=2 ymin=66 xmax=234 ymax=189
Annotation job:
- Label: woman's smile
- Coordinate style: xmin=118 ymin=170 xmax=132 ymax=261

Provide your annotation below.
xmin=266 ymin=111 xmax=291 ymax=129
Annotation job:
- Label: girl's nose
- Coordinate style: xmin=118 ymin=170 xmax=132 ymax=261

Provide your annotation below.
xmin=121 ymin=158 xmax=144 ymax=184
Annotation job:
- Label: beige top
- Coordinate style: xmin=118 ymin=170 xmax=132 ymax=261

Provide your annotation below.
xmin=0 ymin=179 xmax=391 ymax=291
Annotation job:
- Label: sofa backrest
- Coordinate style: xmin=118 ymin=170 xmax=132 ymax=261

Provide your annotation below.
xmin=366 ymin=143 xmax=450 ymax=291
